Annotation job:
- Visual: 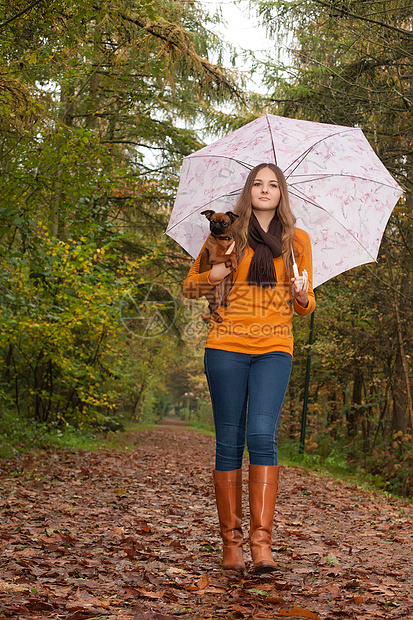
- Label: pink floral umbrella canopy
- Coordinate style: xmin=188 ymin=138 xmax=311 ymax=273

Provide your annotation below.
xmin=166 ymin=114 xmax=403 ymax=287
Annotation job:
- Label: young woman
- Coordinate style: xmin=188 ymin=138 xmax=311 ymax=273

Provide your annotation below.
xmin=183 ymin=163 xmax=316 ymax=573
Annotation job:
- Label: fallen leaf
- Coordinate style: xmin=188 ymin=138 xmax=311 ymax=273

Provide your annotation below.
xmin=290 ymin=530 xmax=311 ymax=540
xmin=276 ymin=606 xmax=321 ymax=619
xmin=166 ymin=567 xmax=186 ymax=575
xmin=113 ymin=526 xmax=125 ymax=538
xmin=186 ymin=573 xmax=210 ymax=591
xmin=272 ymin=580 xmax=292 ymax=591
xmin=135 ymin=520 xmax=152 ymax=534
xmin=324 ymin=584 xmax=340 ymax=598
xmin=323 ymin=537 xmax=339 ymax=547
xmin=26 ymin=598 xmax=56 ymax=611
xmin=267 ymin=595 xmax=285 ymax=604
xmin=352 ymin=595 xmax=366 ymax=604
xmin=136 ymin=588 xmax=165 ymax=599
xmin=68 ymin=595 xmax=111 ymax=610
xmin=229 ymin=603 xmax=254 ymax=616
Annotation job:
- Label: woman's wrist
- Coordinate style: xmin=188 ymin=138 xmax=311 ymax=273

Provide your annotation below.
xmin=291 ymin=276 xmax=309 ymax=307
xmin=209 ymin=263 xmax=232 ymax=283
xmin=294 ymin=292 xmax=309 ymax=307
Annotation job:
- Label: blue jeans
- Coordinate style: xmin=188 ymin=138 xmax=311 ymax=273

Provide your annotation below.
xmin=204 ymin=348 xmax=292 ymax=471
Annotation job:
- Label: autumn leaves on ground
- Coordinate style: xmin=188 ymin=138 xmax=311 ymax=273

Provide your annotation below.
xmin=1 ymin=422 xmax=412 ymax=620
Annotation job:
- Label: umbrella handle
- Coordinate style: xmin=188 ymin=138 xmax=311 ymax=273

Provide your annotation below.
xmin=293 ymin=265 xmax=308 ymax=290
xmin=292 ymin=245 xmax=299 ymax=278
xmin=302 ymin=269 xmax=308 ymax=290
xmin=292 ymin=245 xmax=308 ymax=291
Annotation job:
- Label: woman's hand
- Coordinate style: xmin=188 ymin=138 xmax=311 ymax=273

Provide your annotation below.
xmin=209 ymin=263 xmax=232 ymax=282
xmin=208 ymin=241 xmax=235 ymax=283
xmin=291 ymin=275 xmax=309 ymax=307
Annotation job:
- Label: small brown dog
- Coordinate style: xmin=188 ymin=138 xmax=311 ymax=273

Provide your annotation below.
xmin=199 ymin=210 xmax=239 ymax=323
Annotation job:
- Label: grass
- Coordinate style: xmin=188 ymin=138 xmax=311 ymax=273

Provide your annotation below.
xmin=185 ymin=419 xmax=215 ymax=436
xmin=98 ymin=422 xmax=157 ymax=451
xmin=0 ymin=410 xmax=156 ymax=458
xmin=277 ymin=438 xmax=393 ymax=496
xmin=0 ymin=413 xmax=95 ymax=457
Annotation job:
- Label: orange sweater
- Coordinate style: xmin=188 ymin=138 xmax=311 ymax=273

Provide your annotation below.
xmin=183 ymin=227 xmax=316 ymax=356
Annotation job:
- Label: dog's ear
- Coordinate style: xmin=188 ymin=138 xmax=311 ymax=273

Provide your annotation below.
xmin=226 ymin=211 xmax=239 ymax=223
xmin=201 ymin=210 xmax=215 ymax=221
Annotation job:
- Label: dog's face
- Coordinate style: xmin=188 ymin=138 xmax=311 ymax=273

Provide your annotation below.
xmin=201 ymin=210 xmax=239 ymax=237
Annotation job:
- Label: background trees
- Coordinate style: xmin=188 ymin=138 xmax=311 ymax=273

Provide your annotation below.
xmin=250 ymin=0 xmax=412 ymax=494
xmin=0 ymin=0 xmax=243 ymax=430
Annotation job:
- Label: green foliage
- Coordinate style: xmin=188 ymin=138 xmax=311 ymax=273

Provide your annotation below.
xmin=367 ymin=431 xmax=413 ymax=497
xmin=0 ymin=0 xmax=246 ymax=440
xmin=0 ymin=229 xmax=127 ymax=425
xmin=0 ymin=409 xmax=98 ymax=457
xmin=279 ymin=437 xmax=385 ymax=494
xmin=278 ymin=427 xmax=413 ymax=498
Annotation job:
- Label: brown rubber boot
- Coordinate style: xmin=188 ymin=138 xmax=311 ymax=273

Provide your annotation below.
xmin=249 ymin=464 xmax=279 ymax=574
xmin=213 ymin=469 xmax=245 ymax=571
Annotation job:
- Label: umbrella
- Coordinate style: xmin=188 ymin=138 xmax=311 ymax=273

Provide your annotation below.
xmin=166 ymin=113 xmax=403 ymax=287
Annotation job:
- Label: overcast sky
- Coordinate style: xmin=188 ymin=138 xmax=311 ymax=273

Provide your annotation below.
xmin=201 ymin=0 xmax=275 ymax=93
xmin=205 ymin=1 xmax=270 ymax=51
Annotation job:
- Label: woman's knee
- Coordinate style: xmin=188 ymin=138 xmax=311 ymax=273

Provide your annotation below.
xmin=216 ymin=440 xmax=244 ymax=470
xmin=247 ymin=410 xmax=279 ymax=462
xmin=248 ymin=431 xmax=277 ymax=456
xmin=247 ymin=430 xmax=278 ymax=466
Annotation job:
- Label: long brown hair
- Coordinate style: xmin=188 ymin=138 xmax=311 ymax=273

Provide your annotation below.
xmin=232 ymin=163 xmax=296 ymax=279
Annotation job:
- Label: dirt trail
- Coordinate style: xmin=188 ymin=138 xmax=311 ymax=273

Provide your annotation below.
xmin=0 ymin=424 xmax=412 ymax=620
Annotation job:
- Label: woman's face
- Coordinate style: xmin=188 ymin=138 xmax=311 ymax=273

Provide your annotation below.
xmin=251 ymin=167 xmax=281 ymax=213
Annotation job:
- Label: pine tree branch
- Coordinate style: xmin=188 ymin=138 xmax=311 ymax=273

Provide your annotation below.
xmin=0 ymin=0 xmax=44 ymax=29
xmin=117 ymin=11 xmax=243 ymax=102
xmin=313 ymin=0 xmax=413 ymax=38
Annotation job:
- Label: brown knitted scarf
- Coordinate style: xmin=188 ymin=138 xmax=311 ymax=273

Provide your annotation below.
xmin=247 ymin=213 xmax=282 ymax=288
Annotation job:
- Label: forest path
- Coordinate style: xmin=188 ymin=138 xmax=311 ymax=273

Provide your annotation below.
xmin=1 ymin=423 xmax=412 ymax=620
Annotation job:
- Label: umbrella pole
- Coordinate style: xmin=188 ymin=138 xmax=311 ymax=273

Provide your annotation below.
xmin=299 ymin=293 xmax=316 ymax=454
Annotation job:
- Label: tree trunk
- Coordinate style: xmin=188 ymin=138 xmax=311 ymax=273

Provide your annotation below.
xmin=328 ymin=388 xmax=339 ymax=435
xmin=392 ymin=290 xmax=413 ymax=432
xmin=392 ymin=352 xmax=408 ymax=434
xmin=347 ymin=366 xmax=363 ymax=437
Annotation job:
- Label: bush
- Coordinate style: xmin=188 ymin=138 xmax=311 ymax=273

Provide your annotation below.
xmin=0 ymin=230 xmax=129 ymax=427
xmin=0 ymin=410 xmax=98 ymax=456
